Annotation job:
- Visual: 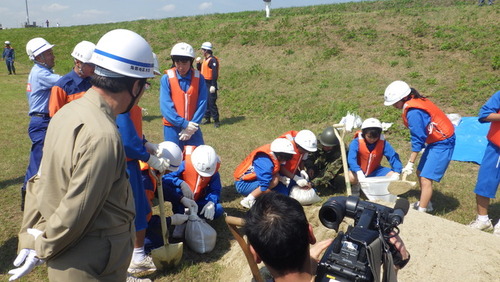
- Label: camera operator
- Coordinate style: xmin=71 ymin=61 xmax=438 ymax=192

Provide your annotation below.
xmin=245 ymin=193 xmax=409 ymax=282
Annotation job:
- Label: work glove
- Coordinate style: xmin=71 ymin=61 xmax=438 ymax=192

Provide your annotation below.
xmin=147 ymin=155 xmax=170 ymax=173
xmin=209 ymin=86 xmax=216 ymax=94
xmin=293 ymin=175 xmax=308 ymax=187
xmin=356 ymin=171 xmax=366 ymax=182
xmin=201 ymin=201 xmax=215 ymax=220
xmin=196 ymin=57 xmax=202 ymax=63
xmin=390 ymin=172 xmax=400 ymax=180
xmin=144 ymin=142 xmax=159 ymax=155
xmin=279 ymin=175 xmax=290 ymax=186
xmin=185 ymin=122 xmax=199 ymax=135
xmin=180 ymin=197 xmax=198 ymax=215
xmin=402 ymin=162 xmax=414 ymax=176
xmin=170 ymin=214 xmax=189 ymax=226
xmin=178 ymin=129 xmax=193 ymax=141
xmin=8 ymin=249 xmax=44 ymax=281
xmin=180 ymin=181 xmax=194 ymax=199
xmin=300 ymin=170 xmax=310 ymax=181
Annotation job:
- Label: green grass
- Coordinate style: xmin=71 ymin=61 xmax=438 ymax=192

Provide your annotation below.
xmin=0 ymin=0 xmax=499 ymax=280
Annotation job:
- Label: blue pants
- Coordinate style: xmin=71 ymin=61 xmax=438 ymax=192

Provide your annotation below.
xmin=234 ymin=180 xmax=290 ymax=196
xmin=5 ymin=59 xmax=15 ymax=74
xmin=22 ymin=116 xmax=50 ymax=191
xmin=204 ymin=82 xmax=219 ymax=122
xmin=474 ymin=141 xmax=500 ymax=198
xmin=127 ymin=160 xmax=151 ymax=231
xmin=418 ymin=140 xmax=455 ymax=182
xmin=163 ymin=125 xmax=204 ymax=150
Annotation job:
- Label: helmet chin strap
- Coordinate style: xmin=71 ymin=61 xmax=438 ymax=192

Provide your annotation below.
xmin=34 ymin=54 xmax=51 ymax=69
xmin=121 ymin=82 xmax=144 ymax=114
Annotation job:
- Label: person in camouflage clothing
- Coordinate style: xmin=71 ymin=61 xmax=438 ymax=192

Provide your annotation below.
xmin=304 ymin=126 xmax=345 ymax=191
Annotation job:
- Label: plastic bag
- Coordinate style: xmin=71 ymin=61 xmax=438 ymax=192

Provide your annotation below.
xmin=185 ymin=214 xmax=217 ymax=254
xmin=289 ymin=185 xmax=321 ymax=206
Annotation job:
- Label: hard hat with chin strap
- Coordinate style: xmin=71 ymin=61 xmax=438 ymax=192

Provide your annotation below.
xmin=191 ymin=145 xmax=219 ymax=177
xmin=170 ymin=42 xmax=195 ymax=59
xmin=295 ymin=130 xmax=318 ymax=152
xmin=384 ymin=80 xmax=411 ymax=106
xmin=26 ymin=37 xmax=54 ymax=61
xmin=270 ymin=138 xmax=296 ymax=155
xmin=200 ymin=42 xmax=212 ymax=51
xmin=157 ymin=141 xmax=183 ymax=172
xmin=361 ymin=118 xmax=382 ymax=130
xmin=71 ymin=41 xmax=95 ymax=63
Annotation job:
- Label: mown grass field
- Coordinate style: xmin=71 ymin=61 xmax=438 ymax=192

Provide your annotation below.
xmin=0 ymin=0 xmax=499 ymax=280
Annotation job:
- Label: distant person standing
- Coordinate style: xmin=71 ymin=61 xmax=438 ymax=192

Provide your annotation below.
xmin=478 ymin=0 xmax=494 ymax=5
xmin=21 ymin=38 xmax=61 ymax=210
xmin=264 ymin=0 xmax=272 ymax=18
xmin=3 ymin=41 xmax=15 ymax=74
xmin=48 ymin=41 xmax=95 ymax=116
xmin=197 ymin=42 xmax=220 ymax=128
xmin=45 ymin=20 xmax=49 ymax=28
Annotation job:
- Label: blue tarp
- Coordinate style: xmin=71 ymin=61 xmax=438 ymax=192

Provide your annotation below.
xmin=451 ymin=117 xmax=490 ymax=165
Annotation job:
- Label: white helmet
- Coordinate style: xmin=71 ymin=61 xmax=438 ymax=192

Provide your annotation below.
xmin=200 ymin=42 xmax=212 ymax=51
xmin=71 ymin=41 xmax=95 ymax=63
xmin=157 ymin=141 xmax=183 ymax=172
xmin=170 ymin=42 xmax=195 ymax=58
xmin=152 ymin=52 xmax=161 ymax=75
xmin=270 ymin=138 xmax=296 ymax=155
xmin=294 ymin=130 xmax=318 ymax=152
xmin=90 ymin=29 xmax=155 ymax=78
xmin=361 ymin=118 xmax=382 ymax=130
xmin=384 ymin=80 xmax=411 ymax=106
xmin=5 ymin=41 xmax=11 ymax=45
xmin=26 ymin=37 xmax=54 ymax=60
xmin=191 ymin=145 xmax=219 ymax=177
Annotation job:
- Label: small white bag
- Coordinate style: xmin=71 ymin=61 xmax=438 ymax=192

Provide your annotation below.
xmin=289 ymin=185 xmax=321 ymax=206
xmin=185 ymin=214 xmax=217 ymax=254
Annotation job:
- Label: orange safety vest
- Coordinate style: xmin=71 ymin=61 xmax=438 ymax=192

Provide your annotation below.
xmin=48 ymin=86 xmax=86 ymax=117
xmin=487 ymin=110 xmax=500 ymax=147
xmin=126 ymin=105 xmax=144 ymax=162
xmin=200 ymin=56 xmax=219 ymax=80
xmin=182 ymin=145 xmax=220 ymax=201
xmin=234 ymin=144 xmax=281 ymax=181
xmin=278 ymin=130 xmax=303 ymax=174
xmin=354 ymin=131 xmax=385 ymax=176
xmin=402 ymin=98 xmax=454 ymax=144
xmin=162 ymin=68 xmax=201 ymax=126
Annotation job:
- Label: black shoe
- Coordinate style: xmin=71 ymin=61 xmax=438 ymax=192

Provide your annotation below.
xmin=214 ymin=121 xmax=220 ymax=128
xmin=201 ymin=118 xmax=211 ymax=125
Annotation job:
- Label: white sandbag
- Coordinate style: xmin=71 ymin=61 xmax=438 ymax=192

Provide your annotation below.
xmin=185 ymin=214 xmax=217 ymax=254
xmin=289 ymin=185 xmax=321 ymax=206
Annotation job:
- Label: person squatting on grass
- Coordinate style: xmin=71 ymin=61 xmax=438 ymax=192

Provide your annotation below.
xmin=384 ymin=80 xmax=455 ymax=213
xmin=9 ymin=29 xmax=155 ymax=281
xmin=20 ymin=37 xmax=61 ymax=211
xmin=467 ymin=90 xmax=500 ymax=236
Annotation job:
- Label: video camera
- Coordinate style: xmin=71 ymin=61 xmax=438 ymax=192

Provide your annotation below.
xmin=315 ymin=196 xmax=409 ymax=282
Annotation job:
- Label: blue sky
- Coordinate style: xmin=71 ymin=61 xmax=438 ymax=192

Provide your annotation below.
xmin=0 ymin=0 xmax=367 ymax=29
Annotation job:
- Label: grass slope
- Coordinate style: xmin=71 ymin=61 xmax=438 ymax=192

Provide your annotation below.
xmin=0 ymin=0 xmax=499 ymax=280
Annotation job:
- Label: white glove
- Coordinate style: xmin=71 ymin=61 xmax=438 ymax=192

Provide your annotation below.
xmin=180 ymin=181 xmax=194 ymax=199
xmin=390 ymin=172 xmax=400 ymax=180
xmin=147 ymin=155 xmax=170 ymax=173
xmin=293 ymin=175 xmax=308 ymax=187
xmin=180 ymin=197 xmax=198 ymax=215
xmin=402 ymin=162 xmax=414 ymax=176
xmin=185 ymin=122 xmax=199 ymax=135
xmin=144 ymin=142 xmax=159 ymax=155
xmin=201 ymin=201 xmax=215 ymax=220
xmin=170 ymin=214 xmax=189 ymax=225
xmin=300 ymin=170 xmax=309 ymax=181
xmin=8 ymin=249 xmax=44 ymax=281
xmin=178 ymin=129 xmax=193 ymax=141
xmin=209 ymin=86 xmax=216 ymax=94
xmin=196 ymin=57 xmax=202 ymax=63
xmin=279 ymin=175 xmax=290 ymax=186
xmin=27 ymin=228 xmax=43 ymax=239
xmin=356 ymin=171 xmax=366 ymax=182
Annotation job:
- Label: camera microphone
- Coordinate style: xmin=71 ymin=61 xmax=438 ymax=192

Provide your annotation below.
xmin=388 ymin=198 xmax=409 ymax=226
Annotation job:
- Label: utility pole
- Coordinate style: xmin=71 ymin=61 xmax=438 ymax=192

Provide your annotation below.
xmin=25 ymin=0 xmax=30 ymax=26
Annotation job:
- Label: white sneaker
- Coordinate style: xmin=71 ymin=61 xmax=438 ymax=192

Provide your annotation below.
xmin=493 ymin=221 xmax=500 ymax=236
xmin=127 ymin=274 xmax=152 ymax=282
xmin=467 ymin=218 xmax=493 ymax=231
xmin=240 ymin=197 xmax=255 ymax=209
xmin=128 ymin=255 xmax=156 ymax=274
xmin=413 ymin=201 xmax=434 ymax=212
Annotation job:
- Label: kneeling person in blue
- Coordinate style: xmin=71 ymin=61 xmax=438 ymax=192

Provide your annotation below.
xmin=162 ymin=145 xmax=224 ymax=221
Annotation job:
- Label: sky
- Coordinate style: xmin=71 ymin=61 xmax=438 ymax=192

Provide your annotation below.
xmin=0 ymin=0 xmax=367 ymax=29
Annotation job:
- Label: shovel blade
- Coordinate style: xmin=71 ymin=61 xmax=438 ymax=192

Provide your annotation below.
xmin=151 ymin=242 xmax=184 ymax=270
xmin=387 ymin=180 xmax=416 ymax=195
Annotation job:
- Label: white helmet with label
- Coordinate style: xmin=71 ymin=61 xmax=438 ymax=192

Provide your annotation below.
xmin=191 ymin=145 xmax=219 ymax=177
xmin=361 ymin=118 xmax=382 ymax=130
xmin=157 ymin=141 xmax=183 ymax=172
xmin=26 ymin=37 xmax=54 ymax=60
xmin=384 ymin=80 xmax=411 ymax=106
xmin=170 ymin=42 xmax=195 ymax=58
xmin=71 ymin=41 xmax=95 ymax=63
xmin=201 ymin=42 xmax=212 ymax=51
xmin=5 ymin=41 xmax=11 ymax=45
xmin=295 ymin=130 xmax=318 ymax=152
xmin=152 ymin=52 xmax=161 ymax=75
xmin=90 ymin=29 xmax=155 ymax=78
xmin=270 ymin=138 xmax=296 ymax=155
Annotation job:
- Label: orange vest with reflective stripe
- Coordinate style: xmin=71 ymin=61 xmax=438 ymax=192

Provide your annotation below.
xmin=201 ymin=56 xmax=219 ymax=80
xmin=402 ymin=98 xmax=454 ymax=144
xmin=354 ymin=131 xmax=385 ymax=176
xmin=234 ymin=144 xmax=281 ymax=181
xmin=278 ymin=130 xmax=303 ymax=174
xmin=487 ymin=111 xmax=500 ymax=147
xmin=162 ymin=68 xmax=201 ymax=126
xmin=182 ymin=146 xmax=220 ymax=201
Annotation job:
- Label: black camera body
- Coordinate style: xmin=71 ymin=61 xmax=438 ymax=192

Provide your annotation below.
xmin=315 ymin=196 xmax=409 ymax=282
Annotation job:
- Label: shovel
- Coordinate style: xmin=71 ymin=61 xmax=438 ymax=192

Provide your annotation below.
xmin=387 ymin=173 xmax=417 ymax=195
xmin=332 ymin=123 xmax=352 ymax=195
xmin=151 ymin=171 xmax=183 ymax=270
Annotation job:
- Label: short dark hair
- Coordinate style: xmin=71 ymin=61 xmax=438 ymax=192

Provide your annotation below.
xmin=245 ymin=193 xmax=310 ymax=276
xmin=361 ymin=127 xmax=382 ymax=139
xmin=90 ymin=74 xmax=146 ymax=93
xmin=274 ymin=152 xmax=294 ymax=162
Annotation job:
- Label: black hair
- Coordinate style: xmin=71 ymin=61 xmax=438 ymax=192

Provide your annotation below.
xmin=90 ymin=74 xmax=146 ymax=94
xmin=361 ymin=127 xmax=382 ymax=139
xmin=407 ymin=87 xmax=427 ymax=101
xmin=245 ymin=193 xmax=310 ymax=276
xmin=274 ymin=152 xmax=294 ymax=162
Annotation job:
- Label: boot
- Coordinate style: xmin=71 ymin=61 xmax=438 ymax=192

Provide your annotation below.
xmin=201 ymin=118 xmax=211 ymax=125
xmin=214 ymin=120 xmax=220 ymax=128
